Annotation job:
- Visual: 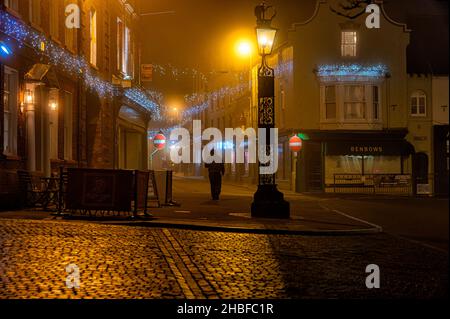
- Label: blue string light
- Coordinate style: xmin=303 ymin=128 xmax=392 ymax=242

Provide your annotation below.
xmin=0 ymin=10 xmax=160 ymax=117
xmin=317 ymin=64 xmax=388 ymax=78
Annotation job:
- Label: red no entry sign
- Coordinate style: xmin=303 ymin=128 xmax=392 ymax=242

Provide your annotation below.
xmin=153 ymin=133 xmax=166 ymax=150
xmin=289 ymin=135 xmax=303 ymax=152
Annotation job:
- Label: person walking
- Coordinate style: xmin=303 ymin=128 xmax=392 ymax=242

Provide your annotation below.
xmin=205 ymin=158 xmax=225 ymax=201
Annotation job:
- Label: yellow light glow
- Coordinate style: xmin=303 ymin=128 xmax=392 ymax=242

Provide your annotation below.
xmin=237 ymin=41 xmax=252 ymax=57
xmin=50 ymin=102 xmax=57 ymax=110
xmin=25 ymin=90 xmax=33 ymax=104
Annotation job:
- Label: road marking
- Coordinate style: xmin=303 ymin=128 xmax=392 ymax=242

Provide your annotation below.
xmin=388 ymin=234 xmax=448 ymax=254
xmin=319 ymin=202 xmax=383 ymax=232
xmin=320 ymin=201 xmax=448 ymax=254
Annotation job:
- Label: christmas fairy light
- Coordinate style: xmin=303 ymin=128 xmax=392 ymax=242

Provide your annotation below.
xmin=124 ymin=88 xmax=162 ymax=120
xmin=317 ymin=64 xmax=388 ymax=78
xmin=0 ymin=10 xmax=159 ymax=116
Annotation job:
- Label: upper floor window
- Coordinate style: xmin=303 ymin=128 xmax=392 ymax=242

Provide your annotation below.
xmin=344 ymin=85 xmax=366 ymax=119
xmin=4 ymin=0 xmax=18 ymax=12
xmin=89 ymin=9 xmax=97 ymax=66
xmin=341 ymin=31 xmax=357 ymax=57
xmin=64 ymin=0 xmax=77 ymax=51
xmin=29 ymin=0 xmax=41 ymax=26
xmin=321 ymin=84 xmax=381 ymax=125
xmin=411 ymin=91 xmax=427 ymax=116
xmin=50 ymin=0 xmax=59 ymax=39
xmin=3 ymin=66 xmax=18 ymax=156
xmin=117 ymin=18 xmax=133 ymax=78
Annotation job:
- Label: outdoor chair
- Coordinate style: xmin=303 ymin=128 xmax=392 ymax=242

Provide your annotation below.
xmin=17 ymin=170 xmax=47 ymax=208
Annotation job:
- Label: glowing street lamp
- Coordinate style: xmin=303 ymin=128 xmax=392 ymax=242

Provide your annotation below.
xmin=251 ymin=3 xmax=290 ymax=219
xmin=256 ymin=27 xmax=277 ymax=56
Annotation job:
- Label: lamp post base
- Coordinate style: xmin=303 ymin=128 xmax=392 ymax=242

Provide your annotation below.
xmin=251 ymin=184 xmax=290 ymax=219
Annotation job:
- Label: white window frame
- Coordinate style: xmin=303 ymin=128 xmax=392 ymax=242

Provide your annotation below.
xmin=320 ymin=82 xmax=382 ymax=126
xmin=411 ymin=91 xmax=427 ymax=117
xmin=341 ymin=31 xmax=358 ymax=57
xmin=117 ymin=18 xmax=133 ymax=79
xmin=325 ymin=85 xmax=337 ymax=120
xmin=3 ymin=66 xmax=18 ymax=156
xmin=344 ymin=85 xmax=366 ymax=120
xmin=4 ymin=0 xmax=19 ymax=12
xmin=29 ymin=0 xmax=41 ymax=26
xmin=49 ymin=0 xmax=59 ymax=39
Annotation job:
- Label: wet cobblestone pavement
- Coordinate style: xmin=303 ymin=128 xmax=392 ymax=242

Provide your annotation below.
xmin=0 ymin=219 xmax=447 ymax=299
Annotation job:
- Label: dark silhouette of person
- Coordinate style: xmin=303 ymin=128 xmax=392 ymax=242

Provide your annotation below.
xmin=205 ymin=150 xmax=225 ymax=200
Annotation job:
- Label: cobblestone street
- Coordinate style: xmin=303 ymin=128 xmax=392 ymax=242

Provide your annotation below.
xmin=0 ymin=219 xmax=447 ymax=299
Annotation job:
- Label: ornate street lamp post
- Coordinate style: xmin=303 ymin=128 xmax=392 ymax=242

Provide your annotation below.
xmin=251 ymin=3 xmax=290 ymax=219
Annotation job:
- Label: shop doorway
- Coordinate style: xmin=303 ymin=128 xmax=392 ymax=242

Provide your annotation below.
xmin=305 ymin=142 xmax=324 ymax=192
xmin=413 ymin=152 xmax=430 ymax=195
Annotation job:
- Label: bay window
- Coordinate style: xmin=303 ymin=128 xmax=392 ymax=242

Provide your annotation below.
xmin=320 ymin=83 xmax=382 ymax=126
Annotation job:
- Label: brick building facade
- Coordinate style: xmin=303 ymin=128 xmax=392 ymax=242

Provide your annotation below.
xmin=0 ymin=0 xmax=155 ymax=208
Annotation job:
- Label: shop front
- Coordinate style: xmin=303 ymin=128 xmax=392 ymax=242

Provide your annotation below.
xmin=296 ymin=131 xmax=415 ymax=194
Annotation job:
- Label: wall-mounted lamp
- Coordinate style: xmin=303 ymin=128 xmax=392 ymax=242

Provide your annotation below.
xmin=20 ymin=102 xmax=25 ymax=114
xmin=25 ymin=89 xmax=34 ymax=104
xmin=49 ymin=100 xmax=58 ymax=111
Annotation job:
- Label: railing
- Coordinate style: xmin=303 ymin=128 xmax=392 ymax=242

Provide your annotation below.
xmin=332 ymin=174 xmax=412 ymax=195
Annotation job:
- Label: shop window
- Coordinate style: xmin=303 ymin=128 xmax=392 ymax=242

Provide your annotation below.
xmin=29 ymin=0 xmax=41 ymax=26
xmin=411 ymin=91 xmax=426 ymax=117
xmin=89 ymin=8 xmax=97 ymax=66
xmin=5 ymin=0 xmax=19 ymax=12
xmin=3 ymin=67 xmax=18 ymax=156
xmin=364 ymin=156 xmax=401 ymax=175
xmin=344 ymin=85 xmax=366 ymax=119
xmin=341 ymin=31 xmax=357 ymax=57
xmin=325 ymin=86 xmax=336 ymax=119
xmin=325 ymin=155 xmax=362 ymax=185
xmin=64 ymin=92 xmax=73 ymax=160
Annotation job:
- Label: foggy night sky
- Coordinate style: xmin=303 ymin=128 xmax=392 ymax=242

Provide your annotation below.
xmin=140 ymin=0 xmax=448 ymax=93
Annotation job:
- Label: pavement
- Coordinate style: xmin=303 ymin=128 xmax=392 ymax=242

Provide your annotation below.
xmin=0 ymin=175 xmax=382 ymax=235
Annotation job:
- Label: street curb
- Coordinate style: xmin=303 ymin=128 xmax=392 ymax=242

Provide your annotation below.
xmin=105 ymin=220 xmax=383 ymax=236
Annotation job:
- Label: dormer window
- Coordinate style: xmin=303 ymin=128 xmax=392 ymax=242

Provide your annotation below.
xmin=341 ymin=31 xmax=357 ymax=57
